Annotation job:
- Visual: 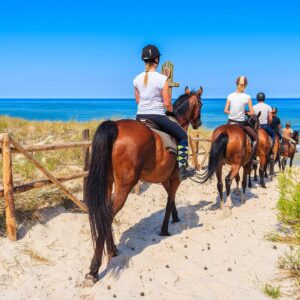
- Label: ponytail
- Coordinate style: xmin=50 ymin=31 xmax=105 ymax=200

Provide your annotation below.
xmin=144 ymin=63 xmax=151 ymax=86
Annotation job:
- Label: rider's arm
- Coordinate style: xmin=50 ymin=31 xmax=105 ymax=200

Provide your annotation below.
xmin=162 ymin=81 xmax=173 ymax=112
xmin=134 ymin=88 xmax=140 ymax=104
xmin=247 ymin=98 xmax=254 ymax=115
xmin=224 ymin=99 xmax=230 ymax=114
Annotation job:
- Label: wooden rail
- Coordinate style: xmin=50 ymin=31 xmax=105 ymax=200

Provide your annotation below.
xmin=0 ymin=131 xmax=90 ymax=241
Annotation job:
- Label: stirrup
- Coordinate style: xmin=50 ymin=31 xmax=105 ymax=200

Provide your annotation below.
xmin=179 ymin=166 xmax=195 ymax=181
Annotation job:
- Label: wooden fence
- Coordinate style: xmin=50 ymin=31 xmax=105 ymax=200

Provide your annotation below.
xmin=0 ymin=130 xmax=91 ymax=241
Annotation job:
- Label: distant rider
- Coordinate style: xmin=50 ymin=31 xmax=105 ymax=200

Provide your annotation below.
xmin=134 ymin=44 xmax=194 ymax=181
xmin=224 ymin=76 xmax=258 ymax=163
xmin=282 ymin=121 xmax=296 ymax=150
xmin=270 ymin=107 xmax=282 ymax=140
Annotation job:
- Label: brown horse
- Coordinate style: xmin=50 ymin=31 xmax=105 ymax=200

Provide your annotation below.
xmin=85 ymin=87 xmax=203 ymax=282
xmin=248 ymin=128 xmax=272 ymax=188
xmin=280 ymin=130 xmax=299 ymax=170
xmin=270 ymin=134 xmax=280 ymax=175
xmin=199 ymin=113 xmax=260 ymax=208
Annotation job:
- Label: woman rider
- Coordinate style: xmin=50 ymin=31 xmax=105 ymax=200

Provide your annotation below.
xmin=134 ymin=44 xmax=194 ymax=181
xmin=224 ymin=76 xmax=259 ymax=162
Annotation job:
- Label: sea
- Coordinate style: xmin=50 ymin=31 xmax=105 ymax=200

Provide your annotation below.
xmin=0 ymin=98 xmax=299 ymax=130
xmin=1 ymin=98 xmax=299 ymax=163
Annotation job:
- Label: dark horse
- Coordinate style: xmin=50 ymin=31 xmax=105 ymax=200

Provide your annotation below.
xmin=281 ymin=130 xmax=299 ymax=171
xmin=199 ymin=113 xmax=260 ymax=208
xmin=85 ymin=87 xmax=203 ymax=282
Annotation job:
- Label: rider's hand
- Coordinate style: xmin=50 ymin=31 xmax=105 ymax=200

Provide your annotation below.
xmin=165 ymin=110 xmax=176 ymax=117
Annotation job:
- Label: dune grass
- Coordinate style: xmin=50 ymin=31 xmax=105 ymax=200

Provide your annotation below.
xmin=277 ymin=169 xmax=300 ymax=243
xmin=263 ymin=284 xmax=281 ymax=299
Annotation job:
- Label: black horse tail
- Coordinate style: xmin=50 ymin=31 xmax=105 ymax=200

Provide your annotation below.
xmin=200 ymin=133 xmax=228 ymax=183
xmin=86 ymin=120 xmax=118 ymax=251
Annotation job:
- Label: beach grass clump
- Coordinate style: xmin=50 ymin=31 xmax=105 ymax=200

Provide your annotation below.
xmin=263 ymin=283 xmax=281 ymax=299
xmin=277 ymin=169 xmax=300 ymax=243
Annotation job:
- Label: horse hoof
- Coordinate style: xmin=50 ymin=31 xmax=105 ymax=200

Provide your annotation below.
xmin=85 ymin=273 xmax=98 ymax=284
xmin=172 ymin=218 xmax=180 ymax=224
xmin=159 ymin=231 xmax=171 ymax=237
xmin=261 ymin=184 xmax=267 ymax=189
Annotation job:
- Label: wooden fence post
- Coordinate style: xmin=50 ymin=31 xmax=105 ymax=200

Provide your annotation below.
xmin=1 ymin=134 xmax=17 ymax=241
xmin=82 ymin=129 xmax=90 ymax=202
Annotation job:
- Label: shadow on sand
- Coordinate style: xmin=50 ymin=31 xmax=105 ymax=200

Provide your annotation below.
xmin=98 ymin=202 xmax=208 ymax=280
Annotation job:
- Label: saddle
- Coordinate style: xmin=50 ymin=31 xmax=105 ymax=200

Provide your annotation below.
xmin=227 ymin=120 xmax=253 ymax=144
xmin=138 ymin=118 xmax=178 ymax=155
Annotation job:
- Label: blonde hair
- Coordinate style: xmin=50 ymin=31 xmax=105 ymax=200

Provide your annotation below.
xmin=144 ymin=63 xmax=152 ymax=86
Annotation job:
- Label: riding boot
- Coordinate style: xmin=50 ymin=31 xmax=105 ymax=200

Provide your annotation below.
xmin=270 ymin=138 xmax=275 ymax=159
xmin=177 ymin=141 xmax=195 ymax=181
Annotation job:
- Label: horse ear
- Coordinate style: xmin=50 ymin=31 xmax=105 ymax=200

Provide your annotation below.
xmin=257 ymin=111 xmax=262 ymax=118
xmin=197 ymin=86 xmax=203 ymax=96
xmin=185 ymin=86 xmax=190 ymax=95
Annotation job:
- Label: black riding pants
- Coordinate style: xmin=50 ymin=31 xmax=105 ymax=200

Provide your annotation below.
xmin=136 ymin=114 xmax=187 ymax=143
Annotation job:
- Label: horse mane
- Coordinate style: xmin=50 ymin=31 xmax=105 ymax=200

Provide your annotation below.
xmin=173 ymin=91 xmax=198 ymax=117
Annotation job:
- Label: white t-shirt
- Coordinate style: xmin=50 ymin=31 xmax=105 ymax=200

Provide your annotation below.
xmin=227 ymin=92 xmax=251 ymax=121
xmin=133 ymin=71 xmax=167 ymax=115
xmin=253 ymin=102 xmax=272 ymax=125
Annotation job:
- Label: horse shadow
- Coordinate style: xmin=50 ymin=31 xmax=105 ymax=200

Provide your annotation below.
xmin=98 ymin=202 xmax=205 ymax=280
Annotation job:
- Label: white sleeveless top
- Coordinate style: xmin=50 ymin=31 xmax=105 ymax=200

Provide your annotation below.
xmin=133 ymin=71 xmax=167 ymax=115
xmin=227 ymin=92 xmax=251 ymax=121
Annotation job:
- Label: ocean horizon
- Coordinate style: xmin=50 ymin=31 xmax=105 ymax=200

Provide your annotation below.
xmin=0 ymin=98 xmax=299 ymax=130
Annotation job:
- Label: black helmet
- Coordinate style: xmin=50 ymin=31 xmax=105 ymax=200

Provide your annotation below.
xmin=141 ymin=44 xmax=161 ymax=62
xmin=256 ymin=92 xmax=265 ymax=102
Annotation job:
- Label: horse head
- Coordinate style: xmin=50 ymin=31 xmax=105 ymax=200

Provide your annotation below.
xmin=173 ymin=86 xmax=203 ymax=130
xmin=247 ymin=111 xmax=261 ymax=132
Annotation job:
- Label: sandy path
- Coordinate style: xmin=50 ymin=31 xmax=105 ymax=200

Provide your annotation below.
xmin=0 ymin=171 xmax=291 ymax=300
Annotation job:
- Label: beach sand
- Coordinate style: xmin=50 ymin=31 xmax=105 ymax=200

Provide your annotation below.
xmin=0 ymin=167 xmax=295 ymax=300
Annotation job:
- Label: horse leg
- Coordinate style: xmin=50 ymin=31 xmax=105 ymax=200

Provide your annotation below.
xmin=87 ymin=176 xmax=138 ymax=281
xmin=241 ymin=162 xmax=251 ymax=203
xmin=172 ymin=203 xmax=180 ymax=223
xmin=290 ymin=154 xmax=294 ymax=168
xmin=161 ymin=177 xmax=180 ymax=236
xmin=235 ymin=173 xmax=241 ymax=195
xmin=253 ymin=163 xmax=258 ymax=181
xmin=225 ymin=164 xmax=240 ymax=208
xmin=216 ymin=165 xmax=224 ymax=209
xmin=248 ymin=173 xmax=252 ymax=188
xmin=259 ymin=156 xmax=267 ymax=188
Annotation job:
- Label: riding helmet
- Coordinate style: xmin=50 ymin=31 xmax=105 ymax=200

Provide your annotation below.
xmin=141 ymin=44 xmax=161 ymax=62
xmin=256 ymin=92 xmax=265 ymax=102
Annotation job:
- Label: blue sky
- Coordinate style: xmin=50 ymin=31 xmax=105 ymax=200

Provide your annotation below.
xmin=0 ymin=0 xmax=299 ymax=98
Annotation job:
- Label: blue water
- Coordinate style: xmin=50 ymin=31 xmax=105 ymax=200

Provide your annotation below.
xmin=0 ymin=98 xmax=299 ymax=130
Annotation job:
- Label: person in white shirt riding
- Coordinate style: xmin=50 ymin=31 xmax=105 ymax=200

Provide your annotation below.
xmin=134 ymin=44 xmax=194 ymax=181
xmin=224 ymin=76 xmax=258 ymax=162
xmin=253 ymin=92 xmax=275 ymax=148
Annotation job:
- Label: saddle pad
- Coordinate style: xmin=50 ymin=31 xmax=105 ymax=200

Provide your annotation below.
xmin=152 ymin=129 xmax=177 ymax=155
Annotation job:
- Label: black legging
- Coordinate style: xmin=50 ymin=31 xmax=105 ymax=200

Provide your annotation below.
xmin=136 ymin=114 xmax=187 ymax=143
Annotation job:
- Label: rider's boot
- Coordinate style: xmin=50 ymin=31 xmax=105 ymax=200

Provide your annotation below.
xmin=177 ymin=141 xmax=195 ymax=181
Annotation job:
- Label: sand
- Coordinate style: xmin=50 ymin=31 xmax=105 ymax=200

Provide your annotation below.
xmin=0 ymin=167 xmax=295 ymax=300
